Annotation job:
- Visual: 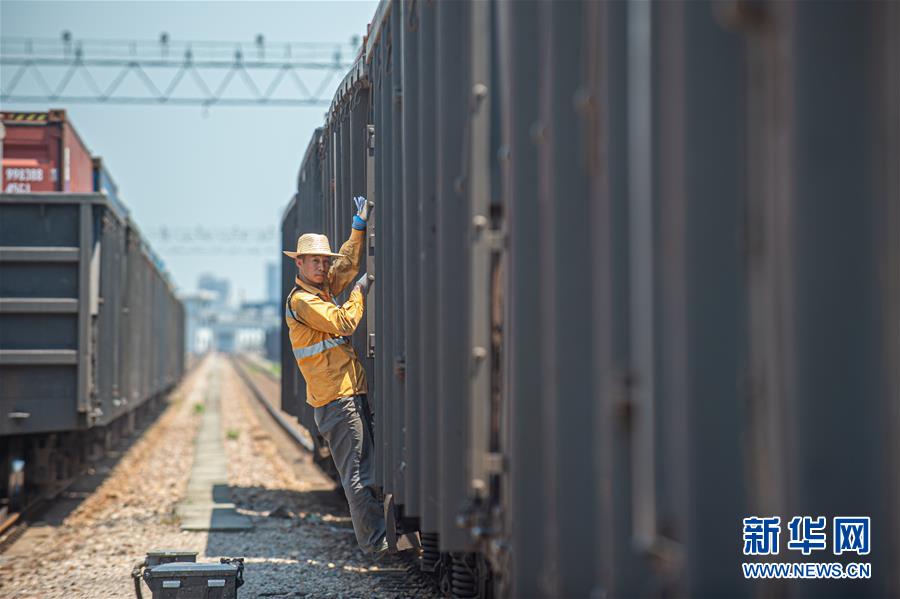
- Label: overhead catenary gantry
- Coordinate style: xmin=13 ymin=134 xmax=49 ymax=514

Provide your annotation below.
xmin=0 ymin=33 xmax=360 ymax=107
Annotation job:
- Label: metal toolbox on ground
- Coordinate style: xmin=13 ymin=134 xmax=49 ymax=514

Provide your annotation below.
xmin=142 ymin=561 xmax=242 ymax=599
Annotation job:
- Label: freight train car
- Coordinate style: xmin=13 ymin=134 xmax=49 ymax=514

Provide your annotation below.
xmin=93 ymin=156 xmax=131 ymax=220
xmin=282 ymin=1 xmax=900 ymax=597
xmin=0 ymin=111 xmax=185 ymax=519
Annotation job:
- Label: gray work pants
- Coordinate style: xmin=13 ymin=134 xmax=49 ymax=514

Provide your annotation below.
xmin=314 ymin=394 xmax=385 ymax=552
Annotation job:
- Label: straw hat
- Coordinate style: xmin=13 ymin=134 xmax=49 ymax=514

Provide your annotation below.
xmin=283 ymin=233 xmax=343 ymax=259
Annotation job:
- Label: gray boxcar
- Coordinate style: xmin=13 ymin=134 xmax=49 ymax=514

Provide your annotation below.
xmin=0 ymin=192 xmax=184 ymax=435
xmin=1 ymin=192 xmax=184 ymax=496
xmin=281 ymin=1 xmax=900 ymax=597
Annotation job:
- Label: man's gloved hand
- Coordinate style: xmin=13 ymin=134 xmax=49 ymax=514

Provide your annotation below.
xmin=352 ymin=195 xmax=373 ymax=230
xmin=355 ymin=272 xmax=373 ymax=295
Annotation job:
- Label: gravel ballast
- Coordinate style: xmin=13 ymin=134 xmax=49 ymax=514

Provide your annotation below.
xmin=0 ymin=354 xmax=439 ymax=598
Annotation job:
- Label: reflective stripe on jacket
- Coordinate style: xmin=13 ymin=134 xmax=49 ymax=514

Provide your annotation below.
xmin=285 ymin=228 xmax=368 ymax=408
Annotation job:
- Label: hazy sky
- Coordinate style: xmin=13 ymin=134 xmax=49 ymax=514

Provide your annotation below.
xmin=2 ymin=0 xmax=377 ymax=303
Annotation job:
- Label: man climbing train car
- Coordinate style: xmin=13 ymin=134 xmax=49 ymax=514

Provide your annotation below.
xmin=282 ymin=195 xmax=387 ymax=555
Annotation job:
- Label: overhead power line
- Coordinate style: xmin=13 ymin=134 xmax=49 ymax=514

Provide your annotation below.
xmin=1 ymin=33 xmax=359 ymax=107
xmin=146 ymin=225 xmax=279 ymax=255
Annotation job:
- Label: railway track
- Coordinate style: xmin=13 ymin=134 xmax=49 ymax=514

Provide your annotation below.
xmin=231 ymin=354 xmax=313 ymax=452
xmin=0 ymin=395 xmax=169 ymax=555
xmin=0 ymin=357 xmax=206 ymax=556
xmin=0 ymin=485 xmax=61 ymax=554
xmin=230 ymin=353 xmax=441 ymax=598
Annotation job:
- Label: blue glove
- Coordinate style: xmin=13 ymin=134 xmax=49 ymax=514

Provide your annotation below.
xmin=352 ymin=195 xmax=370 ymax=231
xmin=355 ymin=272 xmax=373 ymax=294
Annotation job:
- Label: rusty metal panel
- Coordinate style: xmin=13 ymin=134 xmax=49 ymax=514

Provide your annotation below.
xmin=95 ymin=207 xmax=128 ymax=422
xmin=400 ymin=0 xmax=422 ymax=519
xmin=349 ymin=90 xmax=373 ymax=386
xmin=390 ymin=0 xmax=407 ymax=507
xmin=678 ymin=2 xmax=748 ymax=595
xmin=495 ymin=1 xmax=544 ymax=594
xmin=378 ymin=15 xmax=395 ymax=496
xmin=435 ymin=0 xmax=474 ymax=553
xmin=77 ymin=201 xmax=93 ymax=415
xmin=741 ymin=2 xmax=900 ymax=596
xmin=333 ymin=116 xmax=344 ymax=252
xmin=466 ymin=0 xmax=492 ymax=506
xmin=340 ymin=110 xmax=352 ymax=301
xmin=327 ymin=124 xmax=336 ymax=252
xmin=372 ymin=32 xmax=389 ymax=490
xmin=416 ymin=0 xmax=440 ymax=534
xmin=642 ymin=2 xmax=751 ymax=595
xmin=365 ymin=123 xmax=377 ymax=362
xmin=123 ymin=224 xmax=140 ymax=411
xmin=536 ymin=1 xmax=600 ymax=594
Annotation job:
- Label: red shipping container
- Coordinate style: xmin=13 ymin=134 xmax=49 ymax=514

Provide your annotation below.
xmin=1 ymin=109 xmax=94 ymax=194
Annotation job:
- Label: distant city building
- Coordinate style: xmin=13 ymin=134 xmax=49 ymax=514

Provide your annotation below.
xmin=182 ymin=273 xmax=281 ymax=356
xmin=198 ymin=272 xmax=230 ymax=308
xmin=266 ymin=261 xmax=280 ymax=305
xmin=181 ymin=290 xmax=216 ymax=354
xmin=209 ymin=307 xmax=278 ymax=354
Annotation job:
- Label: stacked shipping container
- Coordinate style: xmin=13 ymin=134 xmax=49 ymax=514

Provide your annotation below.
xmin=1 ymin=110 xmax=93 ymax=194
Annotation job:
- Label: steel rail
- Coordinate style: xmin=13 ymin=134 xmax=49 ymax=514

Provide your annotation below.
xmin=230 ymin=355 xmax=314 ymax=452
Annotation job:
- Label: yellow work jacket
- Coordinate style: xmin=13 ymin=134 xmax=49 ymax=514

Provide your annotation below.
xmin=285 ymin=228 xmax=368 ymax=407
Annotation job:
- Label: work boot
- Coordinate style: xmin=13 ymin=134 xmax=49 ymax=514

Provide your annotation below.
xmin=384 ymin=494 xmax=423 ymax=554
xmin=371 ymin=536 xmax=390 ymax=561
